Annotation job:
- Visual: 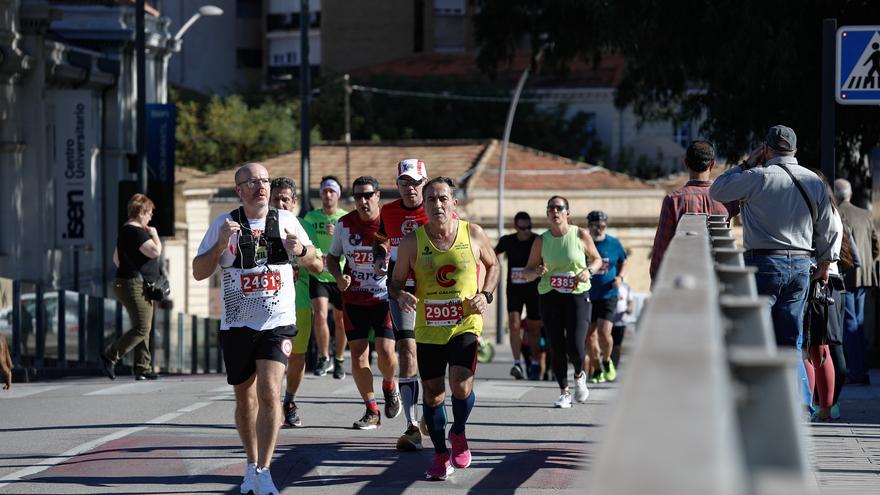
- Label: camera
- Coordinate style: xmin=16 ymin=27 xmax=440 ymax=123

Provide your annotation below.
xmin=811 ymin=281 xmax=834 ymax=306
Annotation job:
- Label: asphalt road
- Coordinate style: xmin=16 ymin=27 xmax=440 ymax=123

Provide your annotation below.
xmin=0 ymin=345 xmax=605 ymax=494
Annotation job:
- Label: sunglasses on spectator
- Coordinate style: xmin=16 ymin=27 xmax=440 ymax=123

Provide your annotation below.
xmin=353 ymin=191 xmax=377 ymax=200
xmin=546 ymin=204 xmax=567 ymax=212
xmin=397 ymin=178 xmax=425 ymax=188
xmin=237 ymin=178 xmax=271 ymax=189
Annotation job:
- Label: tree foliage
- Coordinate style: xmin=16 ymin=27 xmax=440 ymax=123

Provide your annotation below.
xmin=310 ymin=75 xmax=604 ymax=162
xmin=174 ymin=92 xmax=314 ymax=173
xmin=475 ymin=0 xmax=879 ymax=202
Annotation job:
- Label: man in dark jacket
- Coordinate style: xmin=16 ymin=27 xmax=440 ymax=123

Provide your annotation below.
xmin=834 ymin=178 xmax=879 ymax=385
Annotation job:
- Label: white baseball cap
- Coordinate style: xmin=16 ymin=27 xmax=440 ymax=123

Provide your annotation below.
xmin=396 ymin=159 xmax=427 ymax=181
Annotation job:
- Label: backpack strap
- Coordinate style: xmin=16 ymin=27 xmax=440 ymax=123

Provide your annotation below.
xmin=230 ymin=207 xmax=255 ymax=269
xmin=775 ymin=163 xmax=817 ymax=224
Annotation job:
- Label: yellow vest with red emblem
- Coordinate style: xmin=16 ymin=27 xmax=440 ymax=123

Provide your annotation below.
xmin=413 ymin=220 xmax=482 ymax=344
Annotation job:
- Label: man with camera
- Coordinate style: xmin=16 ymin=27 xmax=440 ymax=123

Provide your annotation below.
xmin=710 ymin=125 xmax=839 ymax=406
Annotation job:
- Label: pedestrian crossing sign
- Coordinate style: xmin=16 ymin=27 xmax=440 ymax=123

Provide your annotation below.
xmin=836 ymin=26 xmax=880 ymax=105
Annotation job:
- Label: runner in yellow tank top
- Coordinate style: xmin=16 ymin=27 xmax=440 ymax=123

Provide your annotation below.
xmin=390 ymin=177 xmax=499 ymax=481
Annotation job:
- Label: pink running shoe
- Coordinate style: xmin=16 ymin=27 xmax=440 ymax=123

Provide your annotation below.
xmin=448 ymin=431 xmax=472 ymax=468
xmin=425 ymin=452 xmax=454 ymax=480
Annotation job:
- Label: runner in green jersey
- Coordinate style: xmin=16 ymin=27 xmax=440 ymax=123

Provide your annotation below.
xmin=270 ymin=178 xmax=324 ymax=427
xmin=303 ymin=176 xmax=349 ymax=378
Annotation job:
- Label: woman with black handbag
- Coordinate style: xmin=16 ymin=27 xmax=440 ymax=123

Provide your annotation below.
xmin=100 ymin=193 xmax=163 ymax=380
xmin=803 ymin=176 xmax=852 ymax=421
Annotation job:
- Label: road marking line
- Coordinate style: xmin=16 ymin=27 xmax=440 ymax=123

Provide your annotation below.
xmin=0 ymin=385 xmax=62 ymax=399
xmin=0 ymin=396 xmax=219 ymax=489
xmin=85 ymin=382 xmax=165 ymax=396
xmin=178 ymin=402 xmax=210 ymax=413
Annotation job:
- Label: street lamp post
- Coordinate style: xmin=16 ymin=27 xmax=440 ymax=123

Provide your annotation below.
xmin=299 ymin=0 xmax=312 ymax=214
xmin=159 ymin=5 xmax=224 ymax=103
xmin=138 ymin=3 xmax=223 ymax=198
xmin=495 ymin=44 xmax=549 ymax=345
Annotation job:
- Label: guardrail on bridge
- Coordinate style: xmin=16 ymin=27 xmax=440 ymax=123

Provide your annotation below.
xmin=591 ymin=213 xmax=815 ymax=495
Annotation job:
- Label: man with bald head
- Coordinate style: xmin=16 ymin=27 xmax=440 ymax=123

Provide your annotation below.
xmin=834 ymin=178 xmax=880 ymax=386
xmin=193 ymin=162 xmax=316 ymax=495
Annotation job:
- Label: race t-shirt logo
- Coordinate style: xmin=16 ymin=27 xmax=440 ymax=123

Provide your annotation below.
xmin=349 ymin=232 xmax=362 ymax=245
xmin=401 ymin=219 xmax=418 ymax=235
xmin=436 ymin=264 xmax=456 ymax=288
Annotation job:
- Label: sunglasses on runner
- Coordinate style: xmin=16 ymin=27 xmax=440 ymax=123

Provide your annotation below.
xmin=546 ymin=204 xmax=567 ymax=212
xmin=353 ymin=191 xmax=377 ymax=200
xmin=397 ymin=178 xmax=425 ymax=188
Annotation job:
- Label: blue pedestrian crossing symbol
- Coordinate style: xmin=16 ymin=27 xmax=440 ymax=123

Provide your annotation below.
xmin=836 ymin=26 xmax=880 ymax=105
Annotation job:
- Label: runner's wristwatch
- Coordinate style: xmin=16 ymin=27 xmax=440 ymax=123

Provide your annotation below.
xmin=480 ymin=290 xmax=494 ymax=304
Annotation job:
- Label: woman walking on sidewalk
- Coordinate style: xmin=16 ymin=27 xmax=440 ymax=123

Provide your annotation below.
xmin=101 ymin=193 xmax=162 ymax=381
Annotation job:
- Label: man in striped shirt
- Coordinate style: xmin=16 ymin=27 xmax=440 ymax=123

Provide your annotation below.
xmin=650 ymin=141 xmax=737 ymax=281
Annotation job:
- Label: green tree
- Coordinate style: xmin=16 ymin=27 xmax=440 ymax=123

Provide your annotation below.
xmin=310 ymin=75 xmax=603 ymax=162
xmin=475 ymin=0 xmax=880 ymax=201
xmin=174 ymin=93 xmax=317 ymax=173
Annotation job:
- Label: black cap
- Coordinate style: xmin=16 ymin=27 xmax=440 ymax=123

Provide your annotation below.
xmin=514 ymin=211 xmax=531 ymax=222
xmin=766 ymin=125 xmax=797 ymax=152
xmin=587 ymin=210 xmax=608 ymax=222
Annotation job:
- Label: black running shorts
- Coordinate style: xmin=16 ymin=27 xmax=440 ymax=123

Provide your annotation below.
xmin=506 ymin=283 xmax=541 ymax=320
xmin=417 ymin=332 xmax=478 ymax=381
xmin=220 ymin=324 xmax=297 ymax=385
xmin=342 ymin=301 xmax=394 ymax=341
xmin=590 ymin=297 xmax=616 ymax=324
xmin=309 ymin=277 xmax=343 ymax=310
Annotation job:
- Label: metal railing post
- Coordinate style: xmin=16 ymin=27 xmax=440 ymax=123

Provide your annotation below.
xmin=35 ymin=284 xmax=45 ymax=367
xmin=11 ymin=280 xmax=21 ymax=366
xmin=203 ymin=317 xmax=210 ymax=373
xmin=177 ymin=312 xmax=184 ymax=373
xmin=78 ymin=293 xmax=87 ymax=367
xmin=57 ymin=290 xmax=67 ymax=367
xmin=191 ymin=315 xmax=198 ymax=374
xmin=163 ymin=307 xmax=171 ymax=373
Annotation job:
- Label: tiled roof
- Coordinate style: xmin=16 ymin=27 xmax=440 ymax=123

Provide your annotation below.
xmin=472 ymin=142 xmax=654 ymax=191
xmin=182 ymin=139 xmax=654 ymax=194
xmin=182 ymin=140 xmax=489 ymax=192
xmin=351 ymin=52 xmax=625 ymax=88
xmin=649 ymin=165 xmax=730 ymax=193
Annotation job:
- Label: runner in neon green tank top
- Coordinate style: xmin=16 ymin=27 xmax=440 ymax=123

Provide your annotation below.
xmin=390 ymin=177 xmax=499 ymax=481
xmin=303 ymin=176 xmax=348 ymax=378
xmin=270 ymin=178 xmax=324 ymax=428
xmin=523 ymin=195 xmax=602 ymax=409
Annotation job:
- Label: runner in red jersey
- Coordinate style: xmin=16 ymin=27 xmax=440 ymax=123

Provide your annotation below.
xmin=372 ymin=158 xmax=429 ymax=450
xmin=328 ymin=176 xmax=400 ymax=430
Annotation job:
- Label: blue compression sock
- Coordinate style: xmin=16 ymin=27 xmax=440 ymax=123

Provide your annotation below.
xmin=422 ymin=403 xmax=448 ymax=453
xmin=450 ymin=392 xmax=475 ymax=435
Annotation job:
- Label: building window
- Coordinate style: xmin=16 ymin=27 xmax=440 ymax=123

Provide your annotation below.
xmin=267 ymin=12 xmax=321 ymax=31
xmin=434 ymin=0 xmax=466 ymax=15
xmin=236 ymin=0 xmax=261 ymax=19
xmin=236 ymin=48 xmax=263 ymax=68
xmin=673 ymin=120 xmax=692 ymax=148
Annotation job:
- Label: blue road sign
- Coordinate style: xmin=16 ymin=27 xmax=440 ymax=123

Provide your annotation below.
xmin=146 ymin=103 xmax=176 ymax=182
xmin=836 ymin=26 xmax=880 ymax=105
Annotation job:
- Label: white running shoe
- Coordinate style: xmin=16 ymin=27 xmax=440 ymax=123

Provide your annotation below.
xmin=554 ymin=392 xmax=572 ymax=408
xmin=255 ymin=467 xmax=278 ymax=495
xmin=574 ymin=371 xmax=590 ymax=403
xmin=240 ymin=463 xmax=257 ymax=494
